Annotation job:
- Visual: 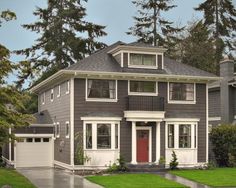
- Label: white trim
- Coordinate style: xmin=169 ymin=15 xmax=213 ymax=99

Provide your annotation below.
xmin=85 ymin=78 xmax=118 ymax=102
xmin=2 ymin=156 xmax=14 ymax=166
xmin=124 ymin=111 xmax=165 ymax=122
xmin=131 ymin=121 xmax=137 ymax=164
xmin=81 ymin=117 xmax=122 ymax=121
xmin=234 ymin=115 xmax=236 ymax=120
xmin=167 ymin=82 xmax=196 ymax=104
xmin=15 ymin=134 xmax=54 ymax=138
xmin=155 ymin=122 xmax=160 ymax=163
xmin=206 ymin=83 xmax=209 ymax=163
xmin=41 ymin=92 xmax=45 ymax=105
xmin=128 ymin=80 xmax=158 ymax=96
xmin=70 ymin=78 xmax=74 ymax=168
xmin=50 ymin=89 xmax=54 ymax=102
xmin=136 ymin=126 xmax=152 ymax=163
xmin=121 ymin=52 xmax=124 ymax=67
xmin=54 ymin=160 xmax=73 ymax=170
xmin=208 ymin=117 xmax=221 ymax=121
xmin=164 ymin=118 xmax=200 ymax=122
xmin=66 ymin=80 xmax=70 ymax=94
xmin=56 ymin=122 xmax=60 ymax=138
xmin=57 ymin=85 xmax=61 ymax=98
xmin=65 ymin=121 xmax=70 ymax=139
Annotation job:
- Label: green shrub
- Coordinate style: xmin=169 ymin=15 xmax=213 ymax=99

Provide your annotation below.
xmin=169 ymin=151 xmax=178 ymax=170
xmin=158 ymin=156 xmax=165 ymax=166
xmin=107 ymin=155 xmax=127 ymax=173
xmin=228 ymin=153 xmax=236 ymax=167
xmin=210 ymin=124 xmax=236 ymax=167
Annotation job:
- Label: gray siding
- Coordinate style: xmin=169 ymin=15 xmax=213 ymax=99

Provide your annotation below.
xmin=209 ymin=89 xmax=221 ymax=117
xmin=123 ymin=53 xmax=128 ymax=68
xmin=74 ymin=79 xmax=207 ymax=163
xmin=114 ymin=53 xmax=121 ymax=66
xmin=158 ymin=55 xmax=163 ymax=69
xmin=39 ymin=81 xmax=71 ymax=164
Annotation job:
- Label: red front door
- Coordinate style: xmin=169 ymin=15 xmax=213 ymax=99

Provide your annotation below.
xmin=137 ymin=130 xmax=149 ymax=162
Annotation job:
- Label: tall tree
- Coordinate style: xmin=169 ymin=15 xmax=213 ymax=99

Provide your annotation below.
xmin=0 ymin=10 xmax=33 ymax=145
xmin=195 ymin=0 xmax=236 ymax=69
xmin=16 ymin=0 xmax=107 ymax=86
xmin=127 ymin=0 xmax=182 ymax=47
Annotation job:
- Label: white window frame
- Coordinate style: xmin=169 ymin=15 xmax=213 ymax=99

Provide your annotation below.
xmin=127 ymin=51 xmax=163 ymax=69
xmin=65 ymin=121 xmax=70 ymax=138
xmin=66 ymin=81 xmax=70 ymax=94
xmin=85 ymin=78 xmax=118 ymax=102
xmin=55 ymin=122 xmax=60 ymax=138
xmin=50 ymin=89 xmax=54 ymax=102
xmin=57 ymin=85 xmax=61 ymax=98
xmin=128 ymin=80 xmax=158 ymax=96
xmin=82 ymin=118 xmax=121 ymax=151
xmin=167 ymin=82 xmax=196 ymax=104
xmin=41 ymin=92 xmax=45 ymax=105
xmin=165 ymin=119 xmax=199 ymax=150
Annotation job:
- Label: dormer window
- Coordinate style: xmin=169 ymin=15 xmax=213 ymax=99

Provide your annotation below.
xmin=130 ymin=53 xmax=156 ymax=67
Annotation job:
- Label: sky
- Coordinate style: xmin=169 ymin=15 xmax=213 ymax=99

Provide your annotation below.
xmin=0 ymin=0 xmax=235 ymax=84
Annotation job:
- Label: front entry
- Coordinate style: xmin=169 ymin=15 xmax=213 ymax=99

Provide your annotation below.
xmin=136 ymin=130 xmax=149 ymax=162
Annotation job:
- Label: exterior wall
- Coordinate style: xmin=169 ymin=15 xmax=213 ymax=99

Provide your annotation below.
xmin=74 ymin=79 xmax=207 ymax=164
xmin=209 ymin=88 xmax=221 ymax=117
xmin=39 ymin=81 xmax=71 ymax=164
xmin=114 ymin=53 xmax=121 ymax=66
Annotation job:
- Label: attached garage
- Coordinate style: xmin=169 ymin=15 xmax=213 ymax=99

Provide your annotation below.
xmin=15 ymin=135 xmax=54 ymax=168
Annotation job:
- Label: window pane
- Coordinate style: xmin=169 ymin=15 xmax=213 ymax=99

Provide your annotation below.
xmin=168 ymin=124 xmax=174 ymax=148
xmin=97 ymin=124 xmax=111 ymax=149
xmin=88 ymin=79 xmax=116 ymax=99
xmin=115 ymin=124 xmax=118 ymax=149
xmin=130 ymin=53 xmax=156 ymax=66
xmin=26 ymin=138 xmax=33 ymax=142
xmin=35 ymin=138 xmax=41 ymax=142
xmin=43 ymin=138 xmax=49 ymax=142
xmin=130 ymin=81 xmax=156 ymax=93
xmin=86 ymin=124 xmax=92 ymax=149
xmin=169 ymin=83 xmax=194 ymax=101
xmin=179 ymin=124 xmax=191 ymax=148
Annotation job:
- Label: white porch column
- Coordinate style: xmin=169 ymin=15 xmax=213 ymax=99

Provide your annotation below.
xmin=155 ymin=122 xmax=160 ymax=163
xmin=131 ymin=121 xmax=137 ymax=164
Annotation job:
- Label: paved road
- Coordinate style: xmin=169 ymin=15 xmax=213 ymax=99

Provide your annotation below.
xmin=17 ymin=168 xmax=102 ymax=188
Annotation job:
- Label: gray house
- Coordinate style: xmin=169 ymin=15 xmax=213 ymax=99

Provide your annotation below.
xmin=2 ymin=41 xmax=218 ymax=170
xmin=209 ymin=59 xmax=236 ymax=127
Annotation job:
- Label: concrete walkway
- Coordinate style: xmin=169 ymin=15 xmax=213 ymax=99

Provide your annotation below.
xmin=157 ymin=172 xmax=212 ymax=188
xmin=17 ymin=168 xmax=102 ymax=188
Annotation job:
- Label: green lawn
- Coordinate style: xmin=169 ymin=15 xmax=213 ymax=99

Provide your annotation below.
xmin=171 ymin=168 xmax=236 ymax=187
xmin=0 ymin=168 xmax=35 ymax=188
xmin=87 ymin=174 xmax=186 ymax=188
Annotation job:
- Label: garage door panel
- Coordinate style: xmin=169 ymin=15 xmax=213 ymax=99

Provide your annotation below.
xmin=16 ymin=138 xmax=53 ymax=168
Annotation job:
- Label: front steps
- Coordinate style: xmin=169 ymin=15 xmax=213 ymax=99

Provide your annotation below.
xmin=127 ymin=163 xmax=167 ymax=172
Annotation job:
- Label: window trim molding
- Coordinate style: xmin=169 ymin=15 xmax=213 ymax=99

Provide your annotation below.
xmin=128 ymin=80 xmax=158 ymax=96
xmin=167 ymin=82 xmax=196 ymax=104
xmin=65 ymin=121 xmax=70 ymax=139
xmin=66 ymin=81 xmax=70 ymax=94
xmin=50 ymin=89 xmax=54 ymax=102
xmin=85 ymin=78 xmax=118 ymax=102
xmin=41 ymin=92 xmax=45 ymax=105
xmin=82 ymin=119 xmax=120 ymax=151
xmin=57 ymin=85 xmax=61 ymax=98
xmin=165 ymin=120 xmax=198 ymax=150
xmin=127 ymin=51 xmax=163 ymax=69
xmin=56 ymin=122 xmax=60 ymax=138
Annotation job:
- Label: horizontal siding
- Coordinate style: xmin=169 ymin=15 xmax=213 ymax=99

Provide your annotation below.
xmin=209 ymin=89 xmax=221 ymax=117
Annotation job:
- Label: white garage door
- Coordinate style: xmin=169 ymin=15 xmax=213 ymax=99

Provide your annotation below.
xmin=16 ymin=137 xmax=53 ymax=168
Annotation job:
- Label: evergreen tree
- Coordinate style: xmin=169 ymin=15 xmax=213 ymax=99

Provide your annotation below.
xmin=127 ymin=0 xmax=182 ymax=47
xmin=16 ymin=0 xmax=107 ymax=86
xmin=0 ymin=11 xmax=33 ymax=145
xmin=195 ymin=0 xmax=236 ymax=68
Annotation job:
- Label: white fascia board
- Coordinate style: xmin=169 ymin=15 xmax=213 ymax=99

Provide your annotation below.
xmin=15 ymin=134 xmax=54 ymax=138
xmin=124 ymin=111 xmax=165 ymax=120
xmin=81 ymin=117 xmax=122 ymax=121
xmin=164 ymin=118 xmax=200 ymax=122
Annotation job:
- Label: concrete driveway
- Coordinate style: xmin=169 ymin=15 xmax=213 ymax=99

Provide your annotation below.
xmin=17 ymin=168 xmax=102 ymax=188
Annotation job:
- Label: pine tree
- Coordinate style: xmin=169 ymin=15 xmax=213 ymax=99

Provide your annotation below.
xmin=0 ymin=11 xmax=33 ymax=145
xmin=195 ymin=0 xmax=236 ymax=69
xmin=127 ymin=0 xmax=182 ymax=47
xmin=16 ymin=0 xmax=107 ymax=86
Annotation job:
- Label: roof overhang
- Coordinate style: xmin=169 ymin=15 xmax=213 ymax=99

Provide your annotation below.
xmin=30 ymin=69 xmax=220 ymax=94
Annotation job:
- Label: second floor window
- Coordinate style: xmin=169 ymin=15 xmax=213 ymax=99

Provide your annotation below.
xmin=129 ymin=81 xmax=156 ymax=94
xmin=169 ymin=83 xmax=194 ymax=101
xmin=87 ymin=79 xmax=116 ymax=99
xmin=130 ymin=53 xmax=156 ymax=67
xmin=41 ymin=92 xmax=45 ymax=105
xmin=50 ymin=89 xmax=54 ymax=102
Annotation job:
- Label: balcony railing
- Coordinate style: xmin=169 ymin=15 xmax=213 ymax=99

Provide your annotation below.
xmin=126 ymin=96 xmax=165 ymax=111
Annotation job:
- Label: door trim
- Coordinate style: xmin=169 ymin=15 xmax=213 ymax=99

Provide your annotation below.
xmin=136 ymin=126 xmax=152 ymax=163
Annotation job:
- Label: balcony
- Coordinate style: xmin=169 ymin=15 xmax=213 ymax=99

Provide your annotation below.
xmin=126 ymin=96 xmax=165 ymax=111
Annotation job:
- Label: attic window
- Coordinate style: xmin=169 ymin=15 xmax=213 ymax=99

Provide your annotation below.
xmin=129 ymin=53 xmax=156 ymax=67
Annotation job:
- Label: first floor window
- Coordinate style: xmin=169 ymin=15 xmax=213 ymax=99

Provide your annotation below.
xmin=168 ymin=124 xmax=174 ymax=148
xmin=97 ymin=124 xmax=111 ymax=149
xmin=87 ymin=79 xmax=116 ymax=99
xmin=129 ymin=81 xmax=156 ymax=94
xmin=86 ymin=124 xmax=92 ymax=149
xmin=179 ymin=124 xmax=191 ymax=148
xmin=169 ymin=83 xmax=194 ymax=101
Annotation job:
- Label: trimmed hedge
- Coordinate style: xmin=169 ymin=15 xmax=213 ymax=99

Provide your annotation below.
xmin=210 ymin=124 xmax=236 ymax=166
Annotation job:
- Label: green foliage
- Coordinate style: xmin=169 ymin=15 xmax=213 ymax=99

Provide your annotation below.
xmin=210 ymin=124 xmax=236 ymax=167
xmin=107 ymin=155 xmax=128 ymax=173
xmin=0 ymin=10 xmax=16 ymax=26
xmin=169 ymin=151 xmax=178 ymax=170
xmin=204 ymin=161 xmax=217 ymax=170
xmin=195 ymin=0 xmax=236 ymax=63
xmin=159 ymin=156 xmax=166 ymax=165
xmin=16 ymin=0 xmax=107 ymax=86
xmin=228 ymin=153 xmax=236 ymax=167
xmin=127 ymin=0 xmax=183 ymax=47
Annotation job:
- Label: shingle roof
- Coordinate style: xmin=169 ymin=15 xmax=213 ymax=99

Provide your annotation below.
xmin=32 ymin=110 xmax=53 ymax=125
xmin=67 ymin=41 xmax=217 ymax=77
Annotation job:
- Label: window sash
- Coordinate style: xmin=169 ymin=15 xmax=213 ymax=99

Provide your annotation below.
xmin=130 ymin=81 xmax=156 ymax=93
xmin=130 ymin=53 xmax=156 ymax=66
xmin=87 ymin=79 xmax=116 ymax=99
xmin=86 ymin=124 xmax=92 ymax=149
xmin=169 ymin=83 xmax=194 ymax=101
xmin=179 ymin=124 xmax=191 ymax=148
xmin=168 ymin=124 xmax=174 ymax=148
xmin=97 ymin=124 xmax=111 ymax=149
